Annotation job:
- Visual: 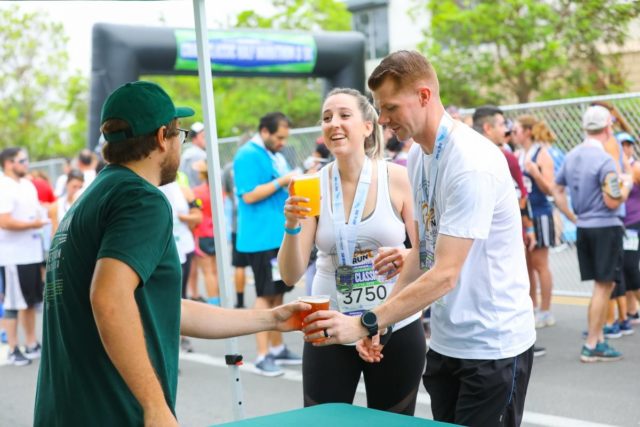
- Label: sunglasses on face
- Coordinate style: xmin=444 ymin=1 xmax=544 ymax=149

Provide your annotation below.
xmin=14 ymin=158 xmax=29 ymax=165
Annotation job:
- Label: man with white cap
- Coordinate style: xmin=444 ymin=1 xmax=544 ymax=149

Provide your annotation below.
xmin=553 ymin=105 xmax=632 ymax=362
xmin=179 ymin=121 xmax=207 ymax=187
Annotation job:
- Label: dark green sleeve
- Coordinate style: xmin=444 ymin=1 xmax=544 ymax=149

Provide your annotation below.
xmin=98 ymin=186 xmax=173 ymax=285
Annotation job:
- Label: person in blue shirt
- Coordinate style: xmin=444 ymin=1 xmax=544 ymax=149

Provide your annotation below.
xmin=233 ymin=112 xmax=302 ymax=376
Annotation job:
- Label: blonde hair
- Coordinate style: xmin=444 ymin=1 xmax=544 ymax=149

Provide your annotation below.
xmin=324 ymin=88 xmax=383 ymax=159
xmin=532 ymin=121 xmax=556 ymax=143
xmin=516 ymin=114 xmax=538 ymax=131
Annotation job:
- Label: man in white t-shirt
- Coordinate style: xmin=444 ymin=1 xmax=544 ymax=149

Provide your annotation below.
xmin=0 ymin=147 xmax=49 ymax=366
xmin=179 ymin=121 xmax=207 ymax=188
xmin=304 ymin=51 xmax=535 ymax=426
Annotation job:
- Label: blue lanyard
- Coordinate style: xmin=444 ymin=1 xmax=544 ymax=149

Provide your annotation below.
xmin=418 ymin=113 xmax=455 ymax=242
xmin=332 ymin=158 xmax=373 ymax=267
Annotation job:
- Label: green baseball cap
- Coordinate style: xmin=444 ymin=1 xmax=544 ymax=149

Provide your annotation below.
xmin=101 ymin=81 xmax=195 ymax=143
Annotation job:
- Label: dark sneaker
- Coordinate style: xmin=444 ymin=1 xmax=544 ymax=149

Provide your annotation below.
xmin=271 ymin=346 xmax=302 ymax=366
xmin=254 ymin=355 xmax=284 ymax=377
xmin=24 ymin=342 xmax=42 ymax=360
xmin=617 ymin=319 xmax=635 ymax=336
xmin=580 ymin=341 xmax=623 ymax=363
xmin=180 ymin=337 xmax=194 ymax=353
xmin=533 ymin=345 xmax=546 ymax=357
xmin=8 ymin=347 xmax=31 ymax=366
xmin=627 ymin=311 xmax=640 ymax=325
xmin=603 ymin=323 xmax=622 ymax=339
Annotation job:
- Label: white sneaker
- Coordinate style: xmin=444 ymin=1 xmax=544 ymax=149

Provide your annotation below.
xmin=535 ymin=311 xmax=556 ymax=329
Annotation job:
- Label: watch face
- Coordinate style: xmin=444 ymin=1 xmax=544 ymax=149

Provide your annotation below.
xmin=362 ymin=311 xmax=377 ymax=327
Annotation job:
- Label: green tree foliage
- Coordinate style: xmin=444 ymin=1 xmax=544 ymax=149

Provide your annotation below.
xmin=415 ymin=0 xmax=640 ymax=107
xmin=153 ymin=0 xmax=351 ymax=137
xmin=0 ymin=5 xmax=88 ymax=159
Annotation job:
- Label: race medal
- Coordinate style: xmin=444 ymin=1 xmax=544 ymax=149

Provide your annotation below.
xmin=419 ymin=240 xmax=430 ymax=271
xmin=336 ymin=265 xmax=355 ymax=294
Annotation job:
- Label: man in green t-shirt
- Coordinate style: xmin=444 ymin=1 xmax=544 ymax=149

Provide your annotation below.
xmin=34 ymin=81 xmax=309 ymax=426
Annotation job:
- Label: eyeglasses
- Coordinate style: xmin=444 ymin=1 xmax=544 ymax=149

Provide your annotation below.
xmin=14 ymin=158 xmax=29 ymax=165
xmin=177 ymin=129 xmax=189 ymax=144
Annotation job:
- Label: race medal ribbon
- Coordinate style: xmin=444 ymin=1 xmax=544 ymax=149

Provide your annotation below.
xmin=419 ymin=113 xmax=455 ymax=271
xmin=332 ymin=158 xmax=372 ymax=296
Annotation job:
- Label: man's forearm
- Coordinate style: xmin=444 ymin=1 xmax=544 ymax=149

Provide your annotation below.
xmin=376 ymin=266 xmax=455 ymax=331
xmin=180 ymin=299 xmax=275 ymax=338
xmin=92 ymin=291 xmax=167 ymax=413
xmin=0 ymin=217 xmax=38 ymax=231
xmin=242 ymin=179 xmax=282 ymax=205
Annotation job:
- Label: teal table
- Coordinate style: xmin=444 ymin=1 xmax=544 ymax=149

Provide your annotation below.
xmin=216 ymin=403 xmax=456 ymax=426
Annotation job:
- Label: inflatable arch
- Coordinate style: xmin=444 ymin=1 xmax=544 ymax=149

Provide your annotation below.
xmin=89 ymin=23 xmax=366 ymax=146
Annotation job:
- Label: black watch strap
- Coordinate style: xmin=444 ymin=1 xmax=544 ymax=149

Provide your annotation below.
xmin=379 ymin=325 xmax=394 ymax=346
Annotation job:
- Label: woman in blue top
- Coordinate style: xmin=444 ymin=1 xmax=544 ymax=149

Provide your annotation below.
xmin=514 ymin=115 xmax=557 ymax=329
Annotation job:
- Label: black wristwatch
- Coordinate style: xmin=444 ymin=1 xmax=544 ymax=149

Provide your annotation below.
xmin=360 ymin=311 xmax=379 ymax=338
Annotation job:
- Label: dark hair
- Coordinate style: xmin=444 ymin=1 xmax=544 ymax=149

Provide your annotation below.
xmin=258 ymin=112 xmax=291 ymax=134
xmin=472 ymin=105 xmax=504 ymax=134
xmin=78 ymin=149 xmax=93 ymax=166
xmin=0 ymin=147 xmax=23 ymax=168
xmin=100 ymin=119 xmax=178 ymax=164
xmin=324 ymin=88 xmax=384 ymax=159
xmin=314 ymin=142 xmax=331 ymax=159
xmin=368 ymin=50 xmax=439 ymax=92
xmin=67 ymin=168 xmax=85 ymax=182
xmin=385 ymin=135 xmax=403 ymax=153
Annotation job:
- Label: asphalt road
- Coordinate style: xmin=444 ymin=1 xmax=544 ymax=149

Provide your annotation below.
xmin=1 ymin=283 xmax=638 ymax=427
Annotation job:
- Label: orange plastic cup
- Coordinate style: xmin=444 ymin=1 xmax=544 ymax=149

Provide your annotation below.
xmin=290 ymin=174 xmax=321 ymax=217
xmin=296 ymin=295 xmax=330 ymax=343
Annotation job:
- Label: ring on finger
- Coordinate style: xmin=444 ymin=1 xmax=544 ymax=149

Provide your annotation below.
xmin=323 ymin=329 xmax=330 ymax=338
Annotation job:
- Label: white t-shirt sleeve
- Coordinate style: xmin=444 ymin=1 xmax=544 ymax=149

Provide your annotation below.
xmin=0 ymin=179 xmax=15 ymax=214
xmin=438 ymin=171 xmax=495 ymax=240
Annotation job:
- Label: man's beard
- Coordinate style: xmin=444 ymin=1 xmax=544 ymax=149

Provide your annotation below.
xmin=159 ymin=153 xmax=178 ymax=186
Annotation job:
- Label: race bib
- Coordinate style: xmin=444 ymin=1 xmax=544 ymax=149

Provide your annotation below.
xmin=623 ymin=229 xmax=639 ymax=251
xmin=336 ymin=249 xmax=393 ymax=316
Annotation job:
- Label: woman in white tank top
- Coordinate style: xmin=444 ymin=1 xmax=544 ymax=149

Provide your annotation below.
xmin=277 ymin=88 xmax=425 ymax=415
